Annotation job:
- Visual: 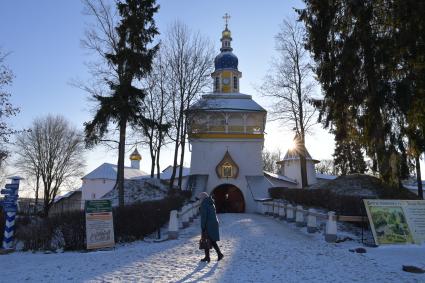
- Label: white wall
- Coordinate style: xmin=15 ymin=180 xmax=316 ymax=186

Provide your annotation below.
xmin=280 ymin=160 xmax=317 ymax=188
xmin=190 ymin=139 xmax=264 ymax=212
xmin=81 ymin=179 xmax=115 ymax=208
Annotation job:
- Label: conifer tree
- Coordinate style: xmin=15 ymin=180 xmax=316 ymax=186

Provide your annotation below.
xmin=298 ymin=0 xmax=424 ymax=188
xmin=83 ymin=0 xmax=159 ymax=206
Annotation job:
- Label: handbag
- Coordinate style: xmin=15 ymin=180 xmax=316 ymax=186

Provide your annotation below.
xmin=199 ymin=231 xmax=212 ymax=250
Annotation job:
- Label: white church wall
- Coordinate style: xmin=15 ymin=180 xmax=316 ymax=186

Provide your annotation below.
xmin=281 ymin=160 xmax=302 ymax=188
xmin=190 ymin=139 xmax=264 ymax=212
xmin=81 ymin=179 xmax=115 ymax=208
xmin=280 ymin=160 xmax=318 ymax=188
xmin=307 ymin=162 xmax=318 ymax=185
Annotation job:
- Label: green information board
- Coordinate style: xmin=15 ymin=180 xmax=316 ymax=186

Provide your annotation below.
xmin=85 ymin=200 xmax=112 ymax=213
xmin=364 ymin=199 xmax=425 ymax=245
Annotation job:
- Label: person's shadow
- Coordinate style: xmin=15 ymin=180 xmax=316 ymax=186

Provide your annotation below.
xmin=175 ymin=262 xmax=218 ymax=283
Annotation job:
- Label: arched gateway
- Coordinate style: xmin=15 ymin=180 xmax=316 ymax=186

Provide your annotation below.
xmin=212 ymin=184 xmax=245 ymax=213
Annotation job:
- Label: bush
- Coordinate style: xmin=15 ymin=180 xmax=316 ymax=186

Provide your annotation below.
xmin=15 ymin=217 xmax=54 ymax=251
xmin=114 ymin=195 xmax=185 ymax=242
xmin=50 ymin=211 xmax=86 ymax=250
xmin=270 ymin=187 xmax=368 ymax=215
xmin=15 ymin=194 xmax=186 ymax=251
xmin=269 ymin=186 xmax=419 ymax=216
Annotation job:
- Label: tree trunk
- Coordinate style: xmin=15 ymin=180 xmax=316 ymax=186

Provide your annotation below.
xmin=169 ymin=115 xmax=181 ymax=189
xmin=156 ymin=138 xmax=162 ymax=179
xmin=416 ymin=155 xmax=423 ymax=199
xmin=34 ymin=173 xmax=40 ymax=214
xmin=299 ymin=135 xmax=308 ymax=188
xmin=178 ymin=116 xmax=187 ymax=189
xmin=149 ymin=141 xmax=155 ymax=178
xmin=116 ymin=118 xmax=127 ymax=207
xmin=43 ymin=183 xmax=50 ymax=217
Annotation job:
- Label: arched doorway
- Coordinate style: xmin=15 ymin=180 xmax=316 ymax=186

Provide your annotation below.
xmin=212 ymin=184 xmax=245 ymax=213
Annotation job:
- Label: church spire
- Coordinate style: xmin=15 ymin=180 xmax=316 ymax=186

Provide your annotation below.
xmin=212 ymin=13 xmax=242 ymax=93
xmin=221 ymin=13 xmax=232 ymax=52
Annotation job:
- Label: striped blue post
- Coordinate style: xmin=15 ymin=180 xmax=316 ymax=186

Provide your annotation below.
xmin=3 ymin=212 xmax=16 ymax=249
xmin=2 ymin=177 xmax=21 ymax=250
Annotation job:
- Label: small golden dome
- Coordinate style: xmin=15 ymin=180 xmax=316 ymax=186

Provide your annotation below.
xmin=222 ymin=29 xmax=231 ymax=38
xmin=130 ymin=148 xmax=142 ymax=161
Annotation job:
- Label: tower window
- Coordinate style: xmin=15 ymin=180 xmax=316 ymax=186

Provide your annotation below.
xmin=215 ymin=77 xmax=220 ymax=91
xmin=233 ymin=76 xmax=238 ymax=90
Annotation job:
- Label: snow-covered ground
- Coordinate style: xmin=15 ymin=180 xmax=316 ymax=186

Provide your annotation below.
xmin=1 ymin=213 xmax=425 ymax=282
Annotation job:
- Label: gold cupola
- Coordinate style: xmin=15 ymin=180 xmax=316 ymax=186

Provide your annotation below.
xmin=130 ymin=148 xmax=142 ymax=170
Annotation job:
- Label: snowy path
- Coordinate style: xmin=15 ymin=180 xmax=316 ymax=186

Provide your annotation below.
xmin=1 ymin=213 xmax=425 ymax=282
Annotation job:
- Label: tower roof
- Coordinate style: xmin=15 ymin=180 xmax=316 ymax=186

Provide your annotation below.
xmin=214 ymin=52 xmax=238 ymax=70
xmin=214 ymin=13 xmax=238 ymax=72
xmin=130 ymin=148 xmax=142 ymax=161
xmin=189 ymin=93 xmax=266 ymax=112
xmin=277 ymin=147 xmax=319 ymax=164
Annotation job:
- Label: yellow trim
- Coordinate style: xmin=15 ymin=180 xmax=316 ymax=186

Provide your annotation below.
xmin=130 ymin=155 xmax=142 ymax=161
xmin=189 ymin=133 xmax=264 ymax=139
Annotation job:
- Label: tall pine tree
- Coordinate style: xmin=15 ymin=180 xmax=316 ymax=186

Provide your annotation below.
xmin=84 ymin=0 xmax=159 ymax=206
xmin=299 ymin=0 xmax=424 ymax=188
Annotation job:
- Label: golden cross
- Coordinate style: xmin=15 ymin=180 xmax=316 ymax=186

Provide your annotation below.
xmin=223 ymin=13 xmax=231 ymax=27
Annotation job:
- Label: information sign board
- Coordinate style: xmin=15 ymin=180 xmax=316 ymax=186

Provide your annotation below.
xmin=85 ymin=200 xmax=115 ymax=250
xmin=364 ymin=199 xmax=425 ymax=245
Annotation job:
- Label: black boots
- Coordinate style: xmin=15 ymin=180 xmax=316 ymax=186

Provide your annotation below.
xmin=200 ymin=257 xmax=211 ymax=263
xmin=217 ymin=253 xmax=224 ymax=261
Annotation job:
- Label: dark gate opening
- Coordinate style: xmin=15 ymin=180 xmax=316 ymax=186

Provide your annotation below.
xmin=212 ymin=184 xmax=245 ymax=213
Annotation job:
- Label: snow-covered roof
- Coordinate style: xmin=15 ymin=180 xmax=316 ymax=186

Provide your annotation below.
xmin=277 ymin=147 xmax=319 ymax=164
xmin=189 ymin=93 xmax=266 ymax=112
xmin=54 ymin=188 xmax=81 ymax=203
xmin=316 ymin=173 xmax=338 ymax=180
xmin=102 ymin=179 xmax=166 ymax=206
xmin=263 ymin=171 xmax=297 ymax=184
xmin=82 ymin=163 xmax=149 ymax=180
xmin=159 ymin=165 xmax=191 ymax=180
xmin=246 ymin=176 xmax=274 ymax=200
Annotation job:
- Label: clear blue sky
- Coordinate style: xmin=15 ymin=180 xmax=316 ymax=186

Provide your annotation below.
xmin=2 ymin=0 xmax=377 ymax=187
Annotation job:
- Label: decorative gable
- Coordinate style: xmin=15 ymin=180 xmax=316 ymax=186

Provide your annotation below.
xmin=216 ymin=151 xmax=239 ymax=178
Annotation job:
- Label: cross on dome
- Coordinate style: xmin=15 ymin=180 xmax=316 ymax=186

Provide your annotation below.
xmin=223 ymin=13 xmax=231 ymax=28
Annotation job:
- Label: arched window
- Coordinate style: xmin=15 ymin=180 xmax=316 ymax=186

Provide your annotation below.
xmin=233 ymin=76 xmax=238 ymax=90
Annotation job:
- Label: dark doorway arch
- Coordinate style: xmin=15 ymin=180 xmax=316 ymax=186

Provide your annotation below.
xmin=212 ymin=184 xmax=245 ymax=213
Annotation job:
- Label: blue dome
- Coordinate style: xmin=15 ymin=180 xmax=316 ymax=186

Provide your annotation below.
xmin=214 ymin=51 xmax=238 ymax=71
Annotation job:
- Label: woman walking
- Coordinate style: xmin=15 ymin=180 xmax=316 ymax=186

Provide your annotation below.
xmin=198 ymin=192 xmax=224 ymax=263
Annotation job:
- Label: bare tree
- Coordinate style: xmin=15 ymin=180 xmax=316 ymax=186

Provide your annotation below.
xmin=163 ymin=21 xmax=214 ymax=188
xmin=262 ymin=149 xmax=282 ymax=173
xmin=137 ymin=52 xmax=172 ymax=178
xmin=15 ymin=115 xmax=85 ymax=216
xmin=0 ymin=51 xmax=21 ymax=169
xmin=315 ymin=159 xmax=336 ymax=175
xmin=259 ymin=18 xmax=316 ymax=187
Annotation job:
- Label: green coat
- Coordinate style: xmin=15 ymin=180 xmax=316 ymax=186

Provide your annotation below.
xmin=200 ymin=197 xmax=220 ymax=241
